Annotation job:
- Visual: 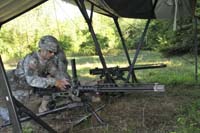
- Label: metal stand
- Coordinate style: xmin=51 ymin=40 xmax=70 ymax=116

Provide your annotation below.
xmin=126 ymin=19 xmax=151 ymax=82
xmin=126 ymin=0 xmax=158 ymax=82
xmin=0 ymin=56 xmax=22 ymax=132
xmin=74 ymin=0 xmax=162 ymax=84
xmin=74 ymin=0 xmax=114 ymax=83
xmin=113 ymin=17 xmax=137 ymax=82
xmin=1 ymin=102 xmax=84 ymax=128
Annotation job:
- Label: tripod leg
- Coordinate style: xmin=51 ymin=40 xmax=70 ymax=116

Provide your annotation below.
xmin=85 ymin=103 xmax=106 ymax=125
xmin=14 ymin=98 xmax=57 ymax=133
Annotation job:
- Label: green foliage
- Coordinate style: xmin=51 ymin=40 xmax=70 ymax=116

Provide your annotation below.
xmin=79 ymin=30 xmax=109 ymax=55
xmin=1 ymin=0 xmax=200 ymax=60
xmin=59 ymin=35 xmax=73 ymax=53
xmin=63 ymin=50 xmax=200 ymax=85
xmin=195 ymin=0 xmax=200 ymax=16
xmin=93 ymin=14 xmax=119 ymax=49
xmin=146 ymin=20 xmax=175 ymax=51
xmin=0 ymin=26 xmax=37 ymax=58
xmin=160 ymin=18 xmax=196 ymax=56
xmin=175 ymin=100 xmax=200 ymax=133
xmin=23 ymin=127 xmax=34 ymax=133
xmin=117 ymin=9 xmax=200 ymax=56
xmin=118 ymin=19 xmax=146 ymax=49
xmin=0 ymin=29 xmax=11 ymax=54
xmin=0 ymin=1 xmax=77 ymax=59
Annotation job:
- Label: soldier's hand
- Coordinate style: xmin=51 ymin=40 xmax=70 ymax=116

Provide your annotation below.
xmin=55 ymin=79 xmax=70 ymax=91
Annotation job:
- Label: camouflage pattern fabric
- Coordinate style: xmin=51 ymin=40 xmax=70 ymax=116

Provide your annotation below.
xmin=14 ymin=52 xmax=58 ymax=89
xmin=0 ymin=36 xmax=73 ymax=122
xmin=51 ymin=46 xmax=71 ymax=80
xmin=6 ymin=49 xmax=70 ymax=100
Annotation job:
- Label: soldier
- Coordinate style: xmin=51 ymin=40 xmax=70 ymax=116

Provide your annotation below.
xmin=0 ymin=35 xmax=81 ymax=123
xmin=50 ymin=37 xmax=71 ymax=80
xmin=9 ymin=35 xmax=79 ymax=113
xmin=15 ymin=35 xmax=69 ymax=88
xmin=11 ymin=35 xmax=70 ymax=112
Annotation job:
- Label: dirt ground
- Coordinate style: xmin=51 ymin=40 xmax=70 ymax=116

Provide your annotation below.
xmin=0 ymin=84 xmax=198 ymax=133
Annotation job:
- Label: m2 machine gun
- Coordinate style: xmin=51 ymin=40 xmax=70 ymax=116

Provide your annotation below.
xmin=70 ymin=59 xmax=165 ymax=97
xmin=33 ymin=59 xmax=165 ymax=109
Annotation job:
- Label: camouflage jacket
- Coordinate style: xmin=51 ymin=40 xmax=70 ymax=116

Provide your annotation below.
xmin=52 ymin=46 xmax=69 ymax=77
xmin=14 ymin=51 xmax=68 ymax=89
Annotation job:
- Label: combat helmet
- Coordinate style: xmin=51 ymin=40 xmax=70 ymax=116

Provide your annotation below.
xmin=39 ymin=35 xmax=59 ymax=53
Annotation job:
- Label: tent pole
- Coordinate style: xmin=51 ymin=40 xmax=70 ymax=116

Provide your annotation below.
xmin=74 ymin=0 xmax=114 ymax=83
xmin=126 ymin=0 xmax=157 ymax=82
xmin=194 ymin=16 xmax=198 ymax=82
xmin=113 ymin=17 xmax=137 ymax=82
xmin=0 ymin=56 xmax=22 ymax=132
xmin=126 ymin=19 xmax=151 ymax=82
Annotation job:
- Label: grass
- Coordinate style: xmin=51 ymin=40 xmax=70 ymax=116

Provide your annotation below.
xmin=1 ymin=50 xmax=200 ymax=132
xmin=3 ymin=50 xmax=199 ymax=85
xmin=66 ymin=50 xmax=199 ymax=85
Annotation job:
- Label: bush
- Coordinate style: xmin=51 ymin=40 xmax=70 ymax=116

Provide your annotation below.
xmin=79 ymin=33 xmax=109 ymax=56
xmin=59 ymin=35 xmax=73 ymax=53
xmin=159 ymin=18 xmax=198 ymax=56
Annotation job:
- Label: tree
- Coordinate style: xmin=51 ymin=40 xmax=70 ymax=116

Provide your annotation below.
xmin=79 ymin=30 xmax=109 ymax=56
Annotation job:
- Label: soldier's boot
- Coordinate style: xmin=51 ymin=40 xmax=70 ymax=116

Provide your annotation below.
xmin=91 ymin=96 xmax=101 ymax=103
xmin=0 ymin=107 xmax=10 ymax=124
xmin=91 ymin=92 xmax=101 ymax=103
xmin=38 ymin=97 xmax=49 ymax=113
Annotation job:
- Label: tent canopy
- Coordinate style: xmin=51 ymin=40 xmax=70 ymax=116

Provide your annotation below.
xmin=0 ymin=0 xmax=196 ymax=26
xmin=0 ymin=0 xmax=48 ymax=26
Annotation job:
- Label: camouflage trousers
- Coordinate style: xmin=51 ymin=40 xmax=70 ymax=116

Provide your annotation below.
xmin=0 ymin=71 xmax=42 ymax=123
xmin=5 ymin=70 xmax=43 ymax=112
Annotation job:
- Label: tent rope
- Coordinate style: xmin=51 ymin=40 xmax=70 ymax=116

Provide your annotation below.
xmin=55 ymin=0 xmax=82 ymax=30
xmin=52 ymin=0 xmax=61 ymax=38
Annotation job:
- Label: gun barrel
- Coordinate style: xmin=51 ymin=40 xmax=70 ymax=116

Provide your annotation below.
xmin=77 ymin=83 xmax=165 ymax=93
xmin=90 ymin=64 xmax=167 ymax=75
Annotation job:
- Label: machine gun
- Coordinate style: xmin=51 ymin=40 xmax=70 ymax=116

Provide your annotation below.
xmin=0 ymin=58 xmax=165 ymax=131
xmin=89 ymin=63 xmax=166 ymax=81
xmin=70 ymin=59 xmax=165 ymax=97
xmin=32 ymin=59 xmax=165 ymax=110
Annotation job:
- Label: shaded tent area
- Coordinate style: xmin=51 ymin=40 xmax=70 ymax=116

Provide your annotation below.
xmin=0 ymin=0 xmax=196 ymax=27
xmin=0 ymin=0 xmax=198 ymax=132
xmin=65 ymin=0 xmax=195 ymax=19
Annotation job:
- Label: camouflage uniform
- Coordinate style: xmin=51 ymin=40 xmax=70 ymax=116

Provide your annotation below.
xmin=9 ymin=35 xmax=69 ymax=94
xmin=0 ymin=35 xmax=74 ymax=122
xmin=14 ymin=52 xmax=64 ymax=89
xmin=52 ymin=45 xmax=71 ymax=80
xmin=9 ymin=35 xmax=72 ymax=110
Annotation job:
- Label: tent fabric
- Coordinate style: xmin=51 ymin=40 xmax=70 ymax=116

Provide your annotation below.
xmin=64 ymin=0 xmax=196 ymax=19
xmin=0 ymin=0 xmax=197 ymax=26
xmin=102 ymin=0 xmax=195 ymax=19
xmin=64 ymin=0 xmax=119 ymax=17
xmin=154 ymin=0 xmax=194 ymax=19
xmin=0 ymin=0 xmax=47 ymax=26
xmin=104 ymin=0 xmax=154 ymax=18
